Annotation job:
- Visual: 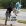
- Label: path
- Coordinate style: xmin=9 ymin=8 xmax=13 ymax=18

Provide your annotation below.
xmin=0 ymin=20 xmax=26 ymax=26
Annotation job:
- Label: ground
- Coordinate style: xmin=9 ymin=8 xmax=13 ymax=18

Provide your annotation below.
xmin=0 ymin=20 xmax=26 ymax=26
xmin=0 ymin=9 xmax=26 ymax=26
xmin=0 ymin=24 xmax=9 ymax=26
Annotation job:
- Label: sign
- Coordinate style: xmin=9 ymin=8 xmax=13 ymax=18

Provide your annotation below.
xmin=10 ymin=11 xmax=17 ymax=24
xmin=10 ymin=15 xmax=17 ymax=24
xmin=11 ymin=17 xmax=17 ymax=21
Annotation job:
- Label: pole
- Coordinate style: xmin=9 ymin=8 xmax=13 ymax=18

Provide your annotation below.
xmin=20 ymin=0 xmax=21 ymax=4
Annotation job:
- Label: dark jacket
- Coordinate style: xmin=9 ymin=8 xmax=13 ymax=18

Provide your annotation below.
xmin=6 ymin=3 xmax=14 ymax=14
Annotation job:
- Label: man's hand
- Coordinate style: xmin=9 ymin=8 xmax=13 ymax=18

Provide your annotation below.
xmin=15 ymin=14 xmax=17 ymax=16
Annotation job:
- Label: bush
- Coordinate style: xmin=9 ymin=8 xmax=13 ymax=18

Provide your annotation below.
xmin=0 ymin=0 xmax=21 ymax=9
xmin=21 ymin=0 xmax=26 ymax=8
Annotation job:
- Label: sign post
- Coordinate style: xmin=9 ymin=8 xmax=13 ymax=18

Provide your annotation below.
xmin=10 ymin=11 xmax=17 ymax=26
xmin=10 ymin=16 xmax=17 ymax=26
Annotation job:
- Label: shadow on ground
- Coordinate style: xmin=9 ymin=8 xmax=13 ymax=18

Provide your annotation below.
xmin=0 ymin=24 xmax=10 ymax=26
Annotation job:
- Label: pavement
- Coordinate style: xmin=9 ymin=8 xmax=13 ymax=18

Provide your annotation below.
xmin=0 ymin=11 xmax=26 ymax=20
xmin=0 ymin=9 xmax=26 ymax=20
xmin=16 ymin=12 xmax=26 ymax=20
xmin=0 ymin=20 xmax=26 ymax=26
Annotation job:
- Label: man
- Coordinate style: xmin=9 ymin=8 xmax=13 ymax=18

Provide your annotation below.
xmin=5 ymin=3 xmax=14 ymax=26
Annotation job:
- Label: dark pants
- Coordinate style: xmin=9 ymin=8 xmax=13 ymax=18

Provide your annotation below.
xmin=5 ymin=13 xmax=9 ymax=25
xmin=5 ymin=10 xmax=12 ymax=25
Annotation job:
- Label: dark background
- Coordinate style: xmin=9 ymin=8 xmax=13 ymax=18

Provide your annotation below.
xmin=0 ymin=0 xmax=26 ymax=9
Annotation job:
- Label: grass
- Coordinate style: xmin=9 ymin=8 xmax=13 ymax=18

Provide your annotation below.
xmin=3 ymin=17 xmax=10 ymax=21
xmin=21 ymin=9 xmax=26 ymax=12
xmin=0 ymin=17 xmax=10 ymax=21
xmin=17 ymin=20 xmax=26 ymax=24
xmin=0 ymin=17 xmax=26 ymax=24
